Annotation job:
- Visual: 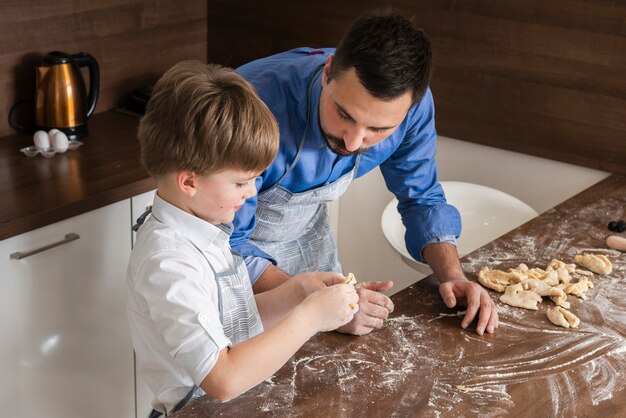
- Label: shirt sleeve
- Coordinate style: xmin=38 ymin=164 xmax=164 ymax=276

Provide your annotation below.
xmin=135 ymin=250 xmax=231 ymax=385
xmin=379 ymin=89 xmax=462 ymax=263
xmin=230 ymin=176 xmax=278 ymax=283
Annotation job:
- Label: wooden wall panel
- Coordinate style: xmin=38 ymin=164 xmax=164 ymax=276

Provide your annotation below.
xmin=206 ymin=0 xmax=626 ymax=176
xmin=0 ymin=0 xmax=207 ymax=137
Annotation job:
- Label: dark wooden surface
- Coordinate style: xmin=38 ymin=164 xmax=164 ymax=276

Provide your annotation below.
xmin=0 ymin=0 xmax=207 ymax=137
xmin=172 ymin=175 xmax=626 ymax=417
xmin=0 ymin=110 xmax=155 ymax=241
xmin=207 ymin=0 xmax=626 ymax=176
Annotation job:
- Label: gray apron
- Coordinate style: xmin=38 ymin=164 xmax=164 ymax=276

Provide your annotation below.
xmin=250 ymin=67 xmax=361 ymax=275
xmin=204 ymin=250 xmax=264 ymax=345
xmin=136 ymin=212 xmax=263 ymax=417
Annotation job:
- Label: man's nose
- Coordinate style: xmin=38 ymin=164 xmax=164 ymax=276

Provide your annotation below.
xmin=343 ymin=127 xmax=366 ymax=152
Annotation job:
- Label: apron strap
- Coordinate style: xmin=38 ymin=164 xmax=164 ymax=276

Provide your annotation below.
xmin=147 ymin=386 xmax=202 ymax=417
xmin=132 ymin=207 xmax=153 ymax=232
xmin=275 ymin=66 xmax=324 ymax=185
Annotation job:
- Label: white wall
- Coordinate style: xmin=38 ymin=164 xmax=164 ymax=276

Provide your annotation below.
xmin=337 ymin=136 xmax=609 ymax=296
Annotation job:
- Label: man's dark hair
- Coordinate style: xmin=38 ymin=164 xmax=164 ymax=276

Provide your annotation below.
xmin=329 ymin=10 xmax=432 ymax=104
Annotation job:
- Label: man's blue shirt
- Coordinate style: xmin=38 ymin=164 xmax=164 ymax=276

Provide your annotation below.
xmin=233 ymin=47 xmax=461 ymax=282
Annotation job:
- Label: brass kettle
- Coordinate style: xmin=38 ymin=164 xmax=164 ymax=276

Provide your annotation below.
xmin=35 ymin=51 xmax=100 ymax=140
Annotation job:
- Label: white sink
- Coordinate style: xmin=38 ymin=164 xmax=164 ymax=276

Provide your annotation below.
xmin=381 ymin=181 xmax=538 ymax=274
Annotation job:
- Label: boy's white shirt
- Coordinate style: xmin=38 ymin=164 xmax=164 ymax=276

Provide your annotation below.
xmin=126 ymin=192 xmax=256 ymax=414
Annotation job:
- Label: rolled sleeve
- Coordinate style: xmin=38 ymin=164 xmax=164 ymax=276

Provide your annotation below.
xmin=176 ymin=312 xmax=231 ymax=385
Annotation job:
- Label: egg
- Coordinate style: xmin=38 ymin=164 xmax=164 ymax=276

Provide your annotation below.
xmin=51 ymin=130 xmax=69 ymax=153
xmin=33 ymin=130 xmax=50 ymax=150
xmin=48 ymin=128 xmax=61 ymax=137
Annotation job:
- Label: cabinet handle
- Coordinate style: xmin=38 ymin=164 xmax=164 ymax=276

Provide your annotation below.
xmin=10 ymin=233 xmax=80 ymax=260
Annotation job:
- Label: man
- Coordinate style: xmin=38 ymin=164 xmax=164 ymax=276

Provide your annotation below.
xmin=231 ymin=10 xmax=498 ymax=336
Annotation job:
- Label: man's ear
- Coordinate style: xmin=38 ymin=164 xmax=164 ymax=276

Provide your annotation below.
xmin=176 ymin=170 xmax=197 ymax=197
xmin=322 ymin=55 xmax=334 ymax=85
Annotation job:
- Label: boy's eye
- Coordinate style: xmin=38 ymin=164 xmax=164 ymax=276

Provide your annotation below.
xmin=236 ymin=182 xmax=248 ymax=188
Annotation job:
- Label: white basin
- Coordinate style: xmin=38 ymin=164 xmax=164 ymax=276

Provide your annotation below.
xmin=381 ymin=181 xmax=538 ymax=274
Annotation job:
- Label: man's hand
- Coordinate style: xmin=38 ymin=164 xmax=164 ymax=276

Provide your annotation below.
xmin=335 ymin=281 xmax=394 ymax=335
xmin=423 ymin=242 xmax=498 ymax=335
xmin=439 ymin=279 xmax=498 ymax=335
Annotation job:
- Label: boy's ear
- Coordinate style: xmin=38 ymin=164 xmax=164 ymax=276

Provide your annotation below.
xmin=176 ymin=170 xmax=198 ymax=197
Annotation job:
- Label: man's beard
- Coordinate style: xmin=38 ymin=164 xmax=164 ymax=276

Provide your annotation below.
xmin=323 ymin=131 xmax=366 ymax=156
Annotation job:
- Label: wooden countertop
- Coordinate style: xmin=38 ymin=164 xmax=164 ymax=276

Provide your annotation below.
xmin=172 ymin=175 xmax=626 ymax=417
xmin=0 ymin=111 xmax=155 ymax=241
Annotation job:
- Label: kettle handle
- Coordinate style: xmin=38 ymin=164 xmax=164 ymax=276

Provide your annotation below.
xmin=72 ymin=52 xmax=100 ymax=118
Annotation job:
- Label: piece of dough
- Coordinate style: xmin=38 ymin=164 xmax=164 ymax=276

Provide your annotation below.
xmin=478 ymin=266 xmax=524 ymax=293
xmin=499 ymin=283 xmax=542 ymax=310
xmin=547 ymin=306 xmax=580 ymax=328
xmin=344 ymin=272 xmax=357 ymax=285
xmin=546 ymin=259 xmax=574 ymax=284
xmin=548 ymin=259 xmax=576 ymax=274
xmin=559 ymin=278 xmax=594 ymax=300
xmin=535 ymin=268 xmax=559 ymax=286
xmin=575 ymin=268 xmax=594 ymax=277
xmin=521 ymin=278 xmax=566 ymax=299
xmin=574 ymin=253 xmax=612 ymax=275
xmin=550 ymin=292 xmax=570 ymax=309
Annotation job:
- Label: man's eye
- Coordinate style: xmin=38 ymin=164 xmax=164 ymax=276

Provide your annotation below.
xmin=338 ymin=111 xmax=351 ymax=121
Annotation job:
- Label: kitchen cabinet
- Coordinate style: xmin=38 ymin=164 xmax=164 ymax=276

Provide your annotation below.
xmin=131 ymin=190 xmax=156 ymax=418
xmin=0 ymin=200 xmax=135 ymax=418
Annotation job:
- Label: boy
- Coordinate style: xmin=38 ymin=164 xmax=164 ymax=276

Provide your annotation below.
xmin=126 ymin=61 xmax=359 ymax=416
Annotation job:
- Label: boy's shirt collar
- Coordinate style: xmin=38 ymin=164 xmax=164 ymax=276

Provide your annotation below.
xmin=151 ymin=192 xmax=232 ymax=249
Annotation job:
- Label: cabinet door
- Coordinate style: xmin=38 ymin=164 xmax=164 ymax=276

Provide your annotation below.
xmin=0 ymin=200 xmax=134 ymax=418
xmin=131 ymin=190 xmax=156 ymax=418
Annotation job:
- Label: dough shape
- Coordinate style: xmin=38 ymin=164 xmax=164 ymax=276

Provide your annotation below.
xmin=547 ymin=306 xmax=580 ymax=328
xmin=559 ymin=278 xmax=594 ymax=300
xmin=575 ymin=268 xmax=594 ymax=277
xmin=546 ymin=259 xmax=574 ymax=284
xmin=574 ymin=253 xmax=612 ymax=275
xmin=540 ymin=269 xmax=560 ymax=286
xmin=548 ymin=259 xmax=576 ymax=274
xmin=478 ymin=266 xmax=524 ymax=292
xmin=478 ymin=257 xmax=595 ymax=324
xmin=550 ymin=292 xmax=570 ymax=309
xmin=521 ymin=278 xmax=566 ymax=298
xmin=344 ymin=272 xmax=357 ymax=285
xmin=499 ymin=283 xmax=542 ymax=310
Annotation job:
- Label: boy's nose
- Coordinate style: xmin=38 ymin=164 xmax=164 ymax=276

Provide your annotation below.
xmin=245 ymin=184 xmax=257 ymax=199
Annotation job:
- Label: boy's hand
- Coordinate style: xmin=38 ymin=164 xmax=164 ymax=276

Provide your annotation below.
xmin=335 ymin=281 xmax=394 ymax=336
xmin=302 ymin=284 xmax=359 ymax=332
xmin=293 ymin=271 xmax=346 ymax=297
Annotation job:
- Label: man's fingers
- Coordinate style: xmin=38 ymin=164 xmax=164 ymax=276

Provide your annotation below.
xmin=475 ymin=296 xmax=495 ymax=335
xmin=359 ymin=287 xmax=394 ymax=312
xmin=357 ymin=298 xmax=391 ymax=321
xmin=357 ymin=280 xmax=394 ymax=293
xmin=439 ymin=282 xmax=457 ymax=308
xmin=460 ymin=285 xmax=482 ymax=329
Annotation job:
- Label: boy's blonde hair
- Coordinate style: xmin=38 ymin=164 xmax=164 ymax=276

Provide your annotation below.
xmin=138 ymin=61 xmax=279 ymax=178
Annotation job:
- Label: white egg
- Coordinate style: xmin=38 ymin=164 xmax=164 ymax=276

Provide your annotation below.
xmin=48 ymin=128 xmax=61 ymax=137
xmin=33 ymin=130 xmax=50 ymax=150
xmin=51 ymin=130 xmax=69 ymax=153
